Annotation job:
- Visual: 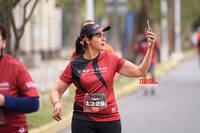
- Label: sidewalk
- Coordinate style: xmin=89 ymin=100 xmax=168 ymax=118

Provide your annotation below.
xmin=29 ymin=49 xmax=196 ymax=133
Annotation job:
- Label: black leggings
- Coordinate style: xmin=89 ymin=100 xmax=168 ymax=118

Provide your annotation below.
xmin=71 ymin=119 xmax=121 ymax=133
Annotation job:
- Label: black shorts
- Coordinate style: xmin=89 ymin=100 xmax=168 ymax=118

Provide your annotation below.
xmin=71 ymin=119 xmax=121 ymax=133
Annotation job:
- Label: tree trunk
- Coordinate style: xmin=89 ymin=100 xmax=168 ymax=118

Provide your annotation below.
xmin=168 ymin=0 xmax=175 ymax=56
xmin=14 ymin=39 xmax=20 ymax=57
xmin=3 ymin=0 xmax=12 ymax=54
xmin=2 ymin=0 xmax=38 ymax=57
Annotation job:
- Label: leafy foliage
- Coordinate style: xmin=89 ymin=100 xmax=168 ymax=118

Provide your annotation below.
xmin=0 ymin=0 xmax=39 ymax=56
xmin=181 ymin=0 xmax=200 ymax=29
xmin=56 ymin=0 xmax=71 ymax=9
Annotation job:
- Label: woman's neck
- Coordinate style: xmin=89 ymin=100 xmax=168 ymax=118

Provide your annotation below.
xmin=83 ymin=48 xmax=99 ymax=60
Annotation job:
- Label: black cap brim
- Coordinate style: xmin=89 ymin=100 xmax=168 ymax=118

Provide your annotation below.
xmin=92 ymin=25 xmax=111 ymax=35
xmin=103 ymin=26 xmax=111 ymax=32
xmin=85 ymin=24 xmax=111 ymax=38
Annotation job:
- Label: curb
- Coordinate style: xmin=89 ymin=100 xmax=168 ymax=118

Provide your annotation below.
xmin=29 ymin=49 xmax=196 ymax=133
xmin=30 ymin=112 xmax=72 ymax=133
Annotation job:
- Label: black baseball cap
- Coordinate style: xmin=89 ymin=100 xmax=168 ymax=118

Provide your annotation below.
xmin=83 ymin=24 xmax=111 ymax=38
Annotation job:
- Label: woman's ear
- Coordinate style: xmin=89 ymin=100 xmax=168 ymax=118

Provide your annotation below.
xmin=85 ymin=38 xmax=90 ymax=45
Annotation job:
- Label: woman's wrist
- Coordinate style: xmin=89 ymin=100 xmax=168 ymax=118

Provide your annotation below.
xmin=53 ymin=100 xmax=60 ymax=107
xmin=148 ymin=43 xmax=154 ymax=50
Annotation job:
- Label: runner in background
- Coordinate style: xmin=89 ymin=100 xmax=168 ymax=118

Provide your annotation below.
xmin=197 ymin=31 xmax=200 ymax=65
xmin=192 ymin=27 xmax=200 ymax=66
xmin=50 ymin=23 xmax=156 ymax=133
xmin=0 ymin=23 xmax=40 ymax=133
xmin=134 ymin=30 xmax=160 ymax=95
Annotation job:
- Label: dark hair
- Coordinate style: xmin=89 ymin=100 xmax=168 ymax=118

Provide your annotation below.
xmin=0 ymin=23 xmax=7 ymax=41
xmin=70 ymin=21 xmax=95 ymax=59
xmin=75 ymin=24 xmax=93 ymax=56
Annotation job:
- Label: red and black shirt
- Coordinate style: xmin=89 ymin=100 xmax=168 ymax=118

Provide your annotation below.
xmin=60 ymin=51 xmax=125 ymax=122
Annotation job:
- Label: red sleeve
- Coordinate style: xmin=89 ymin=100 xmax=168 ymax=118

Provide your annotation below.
xmin=60 ymin=62 xmax=73 ymax=84
xmin=111 ymin=54 xmax=125 ymax=72
xmin=17 ymin=64 xmax=39 ymax=97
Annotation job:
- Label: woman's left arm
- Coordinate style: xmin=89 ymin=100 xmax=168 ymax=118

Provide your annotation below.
xmin=119 ymin=31 xmax=156 ymax=77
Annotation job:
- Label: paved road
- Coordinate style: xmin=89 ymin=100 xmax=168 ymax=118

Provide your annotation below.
xmin=59 ymin=56 xmax=200 ymax=133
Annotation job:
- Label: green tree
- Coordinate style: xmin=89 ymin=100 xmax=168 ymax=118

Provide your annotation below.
xmin=126 ymin=0 xmax=200 ymax=61
xmin=181 ymin=0 xmax=200 ymax=49
xmin=0 ymin=0 xmax=39 ymax=57
xmin=181 ymin=0 xmax=200 ymax=30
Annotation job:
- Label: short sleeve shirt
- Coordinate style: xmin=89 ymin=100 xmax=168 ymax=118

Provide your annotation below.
xmin=60 ymin=51 xmax=125 ymax=122
xmin=0 ymin=54 xmax=39 ymax=128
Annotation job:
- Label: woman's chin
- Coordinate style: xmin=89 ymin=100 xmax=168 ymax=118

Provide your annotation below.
xmin=99 ymin=47 xmax=106 ymax=51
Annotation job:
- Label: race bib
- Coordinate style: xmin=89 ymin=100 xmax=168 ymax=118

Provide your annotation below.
xmin=83 ymin=93 xmax=107 ymax=113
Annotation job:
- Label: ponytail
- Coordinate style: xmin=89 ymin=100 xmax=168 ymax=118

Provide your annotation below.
xmin=72 ymin=24 xmax=94 ymax=58
xmin=71 ymin=35 xmax=88 ymax=59
xmin=74 ymin=36 xmax=86 ymax=57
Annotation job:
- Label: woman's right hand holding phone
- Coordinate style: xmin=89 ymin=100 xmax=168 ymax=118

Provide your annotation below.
xmin=146 ymin=20 xmax=156 ymax=49
xmin=147 ymin=30 xmax=155 ymax=49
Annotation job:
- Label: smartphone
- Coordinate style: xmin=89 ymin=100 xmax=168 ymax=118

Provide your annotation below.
xmin=147 ymin=19 xmax=150 ymax=32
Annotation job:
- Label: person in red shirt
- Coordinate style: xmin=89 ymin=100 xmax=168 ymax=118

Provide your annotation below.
xmin=50 ymin=23 xmax=156 ymax=133
xmin=197 ymin=31 xmax=200 ymax=65
xmin=192 ymin=27 xmax=200 ymax=66
xmin=0 ymin=23 xmax=40 ymax=133
xmin=134 ymin=33 xmax=160 ymax=95
xmin=195 ymin=29 xmax=200 ymax=65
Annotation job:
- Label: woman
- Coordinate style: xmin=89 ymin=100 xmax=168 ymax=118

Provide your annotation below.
xmin=50 ymin=23 xmax=155 ymax=133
